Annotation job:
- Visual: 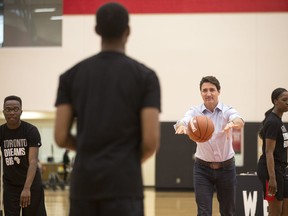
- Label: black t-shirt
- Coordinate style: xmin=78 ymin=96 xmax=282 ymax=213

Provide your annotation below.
xmin=259 ymin=112 xmax=288 ymax=167
xmin=55 ymin=51 xmax=161 ymax=200
xmin=0 ymin=121 xmax=42 ymax=186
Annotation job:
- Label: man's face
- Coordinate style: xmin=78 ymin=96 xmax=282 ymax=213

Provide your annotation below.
xmin=3 ymin=100 xmax=22 ymax=128
xmin=200 ymin=82 xmax=220 ymax=107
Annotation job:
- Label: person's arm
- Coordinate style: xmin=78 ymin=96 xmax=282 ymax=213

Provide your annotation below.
xmin=54 ymin=104 xmax=77 ymax=151
xmin=224 ymin=117 xmax=245 ymax=131
xmin=20 ymin=147 xmax=39 ymax=208
xmin=265 ymin=138 xmax=277 ymax=196
xmin=174 ymin=108 xmax=195 ymax=134
xmin=175 ymin=121 xmax=188 ymax=134
xmin=141 ymin=107 xmax=160 ymax=163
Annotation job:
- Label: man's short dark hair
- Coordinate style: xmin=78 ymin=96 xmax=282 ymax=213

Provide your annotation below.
xmin=4 ymin=95 xmax=22 ymax=107
xmin=200 ymin=76 xmax=221 ymax=91
xmin=96 ymin=2 xmax=129 ymax=39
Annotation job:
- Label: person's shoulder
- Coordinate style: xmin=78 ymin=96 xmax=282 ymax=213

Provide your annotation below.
xmin=21 ymin=121 xmax=38 ymax=131
xmin=61 ymin=54 xmax=99 ymax=76
xmin=267 ymin=113 xmax=281 ymax=124
xmin=265 ymin=117 xmax=281 ymax=130
xmin=219 ymin=102 xmax=235 ymax=111
xmin=81 ymin=53 xmax=101 ymax=64
xmin=0 ymin=123 xmax=6 ymax=135
xmin=193 ymin=104 xmax=203 ymax=111
xmin=125 ymin=55 xmax=155 ymax=73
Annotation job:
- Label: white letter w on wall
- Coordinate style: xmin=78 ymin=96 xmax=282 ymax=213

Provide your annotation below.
xmin=242 ymin=191 xmax=257 ymax=216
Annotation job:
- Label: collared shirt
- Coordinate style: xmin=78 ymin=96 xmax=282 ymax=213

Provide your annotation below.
xmin=175 ymin=102 xmax=243 ymax=162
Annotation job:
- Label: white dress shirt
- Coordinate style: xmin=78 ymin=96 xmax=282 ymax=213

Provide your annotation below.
xmin=175 ymin=102 xmax=243 ymax=162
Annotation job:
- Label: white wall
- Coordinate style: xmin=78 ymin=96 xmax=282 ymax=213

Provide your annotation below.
xmin=0 ymin=12 xmax=288 ymax=186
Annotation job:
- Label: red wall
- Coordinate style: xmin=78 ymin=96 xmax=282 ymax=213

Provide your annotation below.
xmin=64 ymin=0 xmax=288 ymax=15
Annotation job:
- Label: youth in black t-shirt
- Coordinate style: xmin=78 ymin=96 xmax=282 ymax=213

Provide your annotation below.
xmin=257 ymin=88 xmax=288 ymax=215
xmin=259 ymin=113 xmax=288 ymax=166
xmin=0 ymin=95 xmax=47 ymax=216
xmin=54 ymin=3 xmax=161 ymax=216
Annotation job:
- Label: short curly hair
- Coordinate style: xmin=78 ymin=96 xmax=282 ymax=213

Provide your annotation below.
xmin=4 ymin=95 xmax=22 ymax=107
xmin=96 ymin=2 xmax=129 ymax=39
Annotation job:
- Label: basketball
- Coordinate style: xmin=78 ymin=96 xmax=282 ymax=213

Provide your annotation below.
xmin=187 ymin=115 xmax=214 ymax=143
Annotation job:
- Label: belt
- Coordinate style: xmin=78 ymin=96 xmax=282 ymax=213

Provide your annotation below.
xmin=195 ymin=157 xmax=235 ymax=170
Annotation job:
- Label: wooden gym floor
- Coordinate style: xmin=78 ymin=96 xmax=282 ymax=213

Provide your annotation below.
xmin=44 ymin=188 xmax=220 ymax=216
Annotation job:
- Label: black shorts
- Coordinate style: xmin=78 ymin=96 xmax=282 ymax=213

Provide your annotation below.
xmin=3 ymin=183 xmax=47 ymax=216
xmin=70 ymin=197 xmax=144 ymax=216
xmin=257 ymin=161 xmax=288 ymax=201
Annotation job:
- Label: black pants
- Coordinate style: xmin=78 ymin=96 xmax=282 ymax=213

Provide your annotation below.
xmin=70 ymin=197 xmax=144 ymax=216
xmin=257 ymin=161 xmax=288 ymax=201
xmin=4 ymin=183 xmax=47 ymax=216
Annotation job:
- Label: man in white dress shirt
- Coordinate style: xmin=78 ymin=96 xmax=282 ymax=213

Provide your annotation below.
xmin=175 ymin=76 xmax=244 ymax=216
